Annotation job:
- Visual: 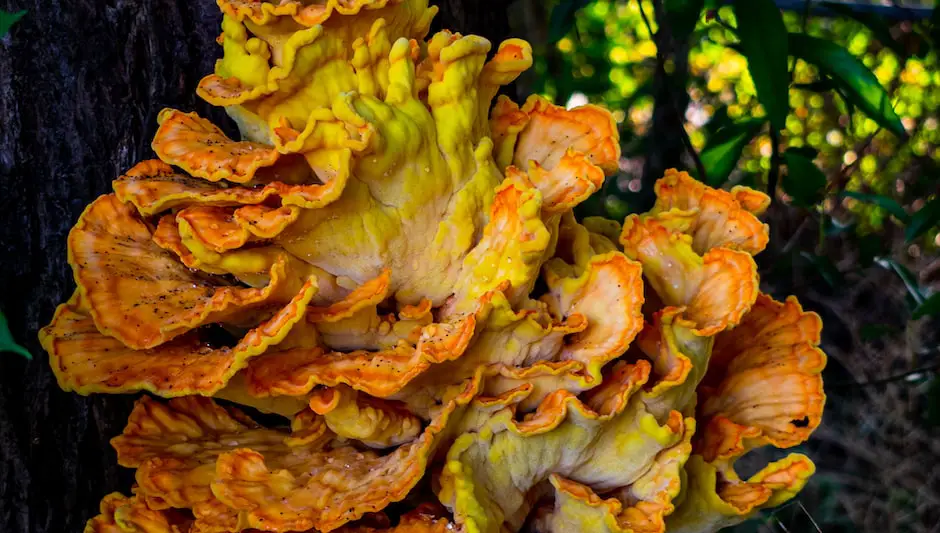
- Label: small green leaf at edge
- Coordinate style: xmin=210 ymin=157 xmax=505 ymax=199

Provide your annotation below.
xmin=842 ymin=191 xmax=911 ymax=224
xmin=905 ymin=197 xmax=940 ymax=242
xmin=700 ymin=119 xmax=764 ymax=187
xmin=789 ymin=33 xmax=907 ymax=139
xmin=0 ymin=9 xmax=25 ymax=38
xmin=548 ymin=0 xmax=594 ymax=43
xmin=733 ymin=0 xmax=789 ymax=131
xmin=0 ymin=310 xmax=31 ymax=360
xmin=783 ymin=150 xmax=827 ymax=207
xmin=912 ymin=292 xmax=940 ymax=320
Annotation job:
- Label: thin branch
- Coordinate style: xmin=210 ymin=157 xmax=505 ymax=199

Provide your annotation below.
xmin=801 ymin=0 xmax=813 ymax=33
xmin=781 ymin=215 xmax=813 ymax=254
xmin=829 ymin=361 xmax=940 ymax=389
xmin=827 ymin=128 xmax=880 ymax=194
xmin=768 ymin=126 xmax=782 ymax=200
xmin=637 ymin=0 xmax=709 ymax=182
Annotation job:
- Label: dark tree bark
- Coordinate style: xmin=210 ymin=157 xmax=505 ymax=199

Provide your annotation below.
xmin=431 ymin=0 xmax=512 ymax=46
xmin=0 ymin=2 xmax=508 ymax=532
xmin=639 ymin=2 xmax=693 ymax=211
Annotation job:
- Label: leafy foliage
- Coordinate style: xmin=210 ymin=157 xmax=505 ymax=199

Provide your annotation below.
xmin=790 ymin=32 xmax=907 ymax=138
xmin=0 ymin=9 xmax=25 ymax=38
xmin=734 ymin=0 xmax=789 ymax=130
xmin=784 ymin=147 xmax=827 ymax=205
xmin=700 ymin=119 xmax=763 ymax=185
xmin=535 ymin=2 xmax=940 ymax=527
xmin=0 ymin=309 xmax=30 ymax=360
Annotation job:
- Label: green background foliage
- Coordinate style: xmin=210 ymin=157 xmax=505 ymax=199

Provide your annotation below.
xmin=531 ymin=0 xmax=940 ymax=530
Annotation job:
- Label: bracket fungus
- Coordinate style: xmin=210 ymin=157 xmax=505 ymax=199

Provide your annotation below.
xmin=41 ymin=1 xmax=826 ymax=532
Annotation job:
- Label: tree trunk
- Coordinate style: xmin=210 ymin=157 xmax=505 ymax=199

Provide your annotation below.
xmin=640 ymin=4 xmax=692 ymax=211
xmin=0 ymin=2 xmax=508 ymax=532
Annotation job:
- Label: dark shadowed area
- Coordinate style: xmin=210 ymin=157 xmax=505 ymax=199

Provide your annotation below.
xmin=0 ymin=2 xmax=503 ymax=531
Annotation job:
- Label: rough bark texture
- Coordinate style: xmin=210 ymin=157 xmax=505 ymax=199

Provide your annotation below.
xmin=640 ymin=2 xmax=692 ymax=211
xmin=0 ymin=2 xmax=507 ymax=532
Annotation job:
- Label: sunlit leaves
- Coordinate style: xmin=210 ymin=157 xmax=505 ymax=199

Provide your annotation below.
xmin=0 ymin=9 xmax=25 ymax=37
xmin=734 ymin=0 xmax=789 ymax=130
xmin=549 ymin=0 xmax=594 ymax=43
xmin=0 ymin=310 xmax=30 ymax=360
xmin=700 ymin=119 xmax=763 ymax=186
xmin=905 ymin=197 xmax=940 ymax=242
xmin=790 ymin=33 xmax=907 ymax=139
xmin=821 ymin=2 xmax=911 ymax=60
xmin=842 ymin=191 xmax=910 ymax=223
xmin=783 ymin=148 xmax=827 ymax=206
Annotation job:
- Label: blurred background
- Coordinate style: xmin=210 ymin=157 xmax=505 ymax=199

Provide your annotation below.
xmin=503 ymin=0 xmax=940 ymax=531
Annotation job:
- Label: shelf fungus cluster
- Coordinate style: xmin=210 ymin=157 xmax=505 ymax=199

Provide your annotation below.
xmin=39 ymin=1 xmax=826 ymax=532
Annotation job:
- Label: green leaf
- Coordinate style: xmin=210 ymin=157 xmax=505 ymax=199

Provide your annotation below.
xmin=877 ymin=257 xmax=925 ymax=305
xmin=733 ymin=0 xmax=789 ymax=131
xmin=833 ymin=84 xmax=857 ymax=124
xmin=0 ymin=9 xmax=25 ymax=37
xmin=794 ymin=79 xmax=835 ymax=93
xmin=842 ymin=191 xmax=910 ymax=223
xmin=549 ymin=0 xmax=594 ymax=43
xmin=699 ymin=119 xmax=763 ymax=187
xmin=800 ymin=251 xmax=843 ymax=288
xmin=905 ymin=197 xmax=940 ymax=242
xmin=789 ymin=33 xmax=907 ymax=139
xmin=786 ymin=145 xmax=819 ymax=159
xmin=0 ymin=309 xmax=30 ymax=360
xmin=821 ymin=2 xmax=909 ymax=59
xmin=783 ymin=149 xmax=827 ymax=207
xmin=912 ymin=292 xmax=940 ymax=320
xmin=705 ymin=105 xmax=731 ymax=136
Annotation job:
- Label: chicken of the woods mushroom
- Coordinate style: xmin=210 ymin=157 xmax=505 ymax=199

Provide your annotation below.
xmin=38 ymin=1 xmax=826 ymax=532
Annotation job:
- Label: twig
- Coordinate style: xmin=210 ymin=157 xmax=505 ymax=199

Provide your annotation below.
xmin=782 ymin=216 xmax=814 ymax=254
xmin=827 ymin=128 xmax=880 ymax=194
xmin=802 ymin=0 xmax=813 ymax=33
xmin=816 ymin=210 xmax=827 ymax=255
xmin=829 ymin=361 xmax=940 ymax=389
xmin=768 ymin=126 xmax=782 ymax=200
xmin=637 ymin=0 xmax=709 ymax=182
